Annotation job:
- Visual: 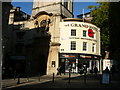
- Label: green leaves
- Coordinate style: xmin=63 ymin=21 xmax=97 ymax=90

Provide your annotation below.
xmin=88 ymin=2 xmax=110 ymax=54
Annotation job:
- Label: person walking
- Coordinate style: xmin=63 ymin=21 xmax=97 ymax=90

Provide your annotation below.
xmin=57 ymin=66 xmax=62 ymax=76
xmin=94 ymin=66 xmax=98 ymax=75
xmin=104 ymin=67 xmax=110 ymax=73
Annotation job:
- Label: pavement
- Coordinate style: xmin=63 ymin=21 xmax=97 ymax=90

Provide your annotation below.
xmin=1 ymin=73 xmax=120 ymax=89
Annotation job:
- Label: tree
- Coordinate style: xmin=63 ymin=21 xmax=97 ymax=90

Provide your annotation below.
xmin=88 ymin=2 xmax=110 ymax=58
xmin=109 ymin=2 xmax=120 ymax=66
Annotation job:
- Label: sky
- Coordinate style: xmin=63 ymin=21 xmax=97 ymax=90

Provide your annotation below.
xmin=11 ymin=1 xmax=99 ymax=18
xmin=73 ymin=2 xmax=99 ymax=17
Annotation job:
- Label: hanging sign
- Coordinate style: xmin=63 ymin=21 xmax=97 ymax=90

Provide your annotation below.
xmin=88 ymin=29 xmax=94 ymax=37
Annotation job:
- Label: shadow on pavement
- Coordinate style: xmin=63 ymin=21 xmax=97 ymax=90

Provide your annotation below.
xmin=3 ymin=74 xmax=120 ymax=89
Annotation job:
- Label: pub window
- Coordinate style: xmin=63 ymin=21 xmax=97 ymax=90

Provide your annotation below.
xmin=92 ymin=43 xmax=96 ymax=52
xmin=71 ymin=29 xmax=76 ymax=36
xmin=83 ymin=42 xmax=87 ymax=51
xmin=83 ymin=30 xmax=87 ymax=37
xmin=51 ymin=61 xmax=55 ymax=67
xmin=61 ymin=49 xmax=64 ymax=51
xmin=71 ymin=41 xmax=76 ymax=50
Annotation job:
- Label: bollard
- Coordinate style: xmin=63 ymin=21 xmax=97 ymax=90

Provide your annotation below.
xmin=27 ymin=73 xmax=29 ymax=81
xmin=17 ymin=74 xmax=20 ymax=84
xmin=68 ymin=70 xmax=71 ymax=83
xmin=84 ymin=72 xmax=86 ymax=84
xmin=14 ymin=71 xmax=16 ymax=80
xmin=52 ymin=73 xmax=54 ymax=83
xmin=83 ymin=65 xmax=87 ymax=84
xmin=38 ymin=73 xmax=40 ymax=82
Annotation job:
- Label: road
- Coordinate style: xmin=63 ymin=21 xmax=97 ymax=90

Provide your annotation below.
xmin=2 ymin=73 xmax=120 ymax=89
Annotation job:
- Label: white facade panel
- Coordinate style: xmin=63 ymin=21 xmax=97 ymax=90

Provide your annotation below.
xmin=60 ymin=21 xmax=100 ymax=56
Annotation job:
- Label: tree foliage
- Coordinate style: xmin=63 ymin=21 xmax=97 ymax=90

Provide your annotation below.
xmin=88 ymin=2 xmax=110 ymax=56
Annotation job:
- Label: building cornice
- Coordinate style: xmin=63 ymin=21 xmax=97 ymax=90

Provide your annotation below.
xmin=34 ymin=11 xmax=53 ymax=19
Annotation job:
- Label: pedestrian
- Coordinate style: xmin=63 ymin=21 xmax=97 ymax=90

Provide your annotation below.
xmin=104 ymin=67 xmax=110 ymax=73
xmin=57 ymin=66 xmax=62 ymax=76
xmin=94 ymin=66 xmax=98 ymax=75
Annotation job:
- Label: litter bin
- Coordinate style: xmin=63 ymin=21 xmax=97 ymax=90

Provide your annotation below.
xmin=101 ymin=67 xmax=111 ymax=84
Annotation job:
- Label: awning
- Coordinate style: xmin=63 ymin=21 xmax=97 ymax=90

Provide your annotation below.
xmin=59 ymin=53 xmax=78 ymax=58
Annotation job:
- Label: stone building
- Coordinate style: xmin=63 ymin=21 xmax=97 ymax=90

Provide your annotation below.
xmin=2 ymin=2 xmax=12 ymax=66
xmin=1 ymin=2 xmax=12 ymax=79
xmin=7 ymin=0 xmax=73 ymax=76
xmin=30 ymin=0 xmax=73 ymax=75
xmin=3 ymin=7 xmax=31 ymax=78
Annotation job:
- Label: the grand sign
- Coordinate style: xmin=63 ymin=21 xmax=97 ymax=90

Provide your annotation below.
xmin=64 ymin=23 xmax=98 ymax=31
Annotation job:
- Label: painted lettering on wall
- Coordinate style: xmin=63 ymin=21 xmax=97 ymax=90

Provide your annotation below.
xmin=64 ymin=23 xmax=98 ymax=31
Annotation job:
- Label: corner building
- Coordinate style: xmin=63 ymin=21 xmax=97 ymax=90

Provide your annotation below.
xmin=59 ymin=18 xmax=101 ymax=73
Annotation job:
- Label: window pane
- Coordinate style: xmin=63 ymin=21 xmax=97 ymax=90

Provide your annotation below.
xmin=92 ymin=43 xmax=95 ymax=52
xmin=83 ymin=42 xmax=87 ymax=51
xmin=71 ymin=41 xmax=76 ymax=50
xmin=71 ymin=29 xmax=76 ymax=36
xmin=83 ymin=30 xmax=87 ymax=37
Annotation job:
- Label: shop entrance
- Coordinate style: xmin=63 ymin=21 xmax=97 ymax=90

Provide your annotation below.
xmin=59 ymin=58 xmax=78 ymax=73
xmin=65 ymin=59 xmax=77 ymax=73
xmin=78 ymin=59 xmax=100 ymax=73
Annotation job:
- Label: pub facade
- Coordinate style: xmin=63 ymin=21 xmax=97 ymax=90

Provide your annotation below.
xmin=59 ymin=18 xmax=101 ymax=73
